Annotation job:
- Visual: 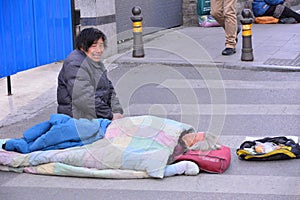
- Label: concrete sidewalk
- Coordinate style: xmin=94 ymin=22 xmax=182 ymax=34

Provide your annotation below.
xmin=0 ymin=62 xmax=62 ymax=127
xmin=0 ymin=23 xmax=300 ymax=127
xmin=110 ymin=23 xmax=300 ymax=72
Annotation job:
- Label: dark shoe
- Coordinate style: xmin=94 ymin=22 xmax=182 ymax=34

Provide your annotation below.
xmin=222 ymin=48 xmax=236 ymax=56
xmin=279 ymin=17 xmax=296 ymax=24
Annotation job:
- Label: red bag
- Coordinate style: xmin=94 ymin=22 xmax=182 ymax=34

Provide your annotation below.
xmin=174 ymin=145 xmax=231 ymax=173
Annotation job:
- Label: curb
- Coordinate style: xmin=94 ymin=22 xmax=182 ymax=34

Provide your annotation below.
xmin=112 ymin=59 xmax=300 ymax=72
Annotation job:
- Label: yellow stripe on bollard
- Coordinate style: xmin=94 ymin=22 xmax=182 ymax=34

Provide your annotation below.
xmin=242 ymin=30 xmax=252 ymax=36
xmin=133 ymin=21 xmax=142 ymax=32
xmin=133 ymin=27 xmax=142 ymax=33
xmin=242 ymin=24 xmax=252 ymax=36
xmin=133 ymin=21 xmax=142 ymax=27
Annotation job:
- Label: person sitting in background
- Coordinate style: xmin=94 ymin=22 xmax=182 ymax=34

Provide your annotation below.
xmin=57 ymin=28 xmax=124 ymax=120
xmin=252 ymin=0 xmax=300 ymax=23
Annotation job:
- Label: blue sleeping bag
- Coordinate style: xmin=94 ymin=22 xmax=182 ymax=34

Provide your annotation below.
xmin=4 ymin=114 xmax=111 ymax=153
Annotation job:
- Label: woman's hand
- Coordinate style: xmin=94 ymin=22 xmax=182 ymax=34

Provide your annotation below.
xmin=112 ymin=113 xmax=124 ymax=120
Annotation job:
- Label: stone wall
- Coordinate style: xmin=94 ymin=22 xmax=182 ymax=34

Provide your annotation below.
xmin=183 ymin=0 xmax=198 ymax=27
xmin=183 ymin=0 xmax=300 ymax=26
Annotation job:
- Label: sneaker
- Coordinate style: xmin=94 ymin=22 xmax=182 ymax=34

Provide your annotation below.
xmin=183 ymin=161 xmax=200 ymax=176
xmin=222 ymin=48 xmax=236 ymax=56
xmin=174 ymin=161 xmax=200 ymax=176
xmin=279 ymin=17 xmax=296 ymax=24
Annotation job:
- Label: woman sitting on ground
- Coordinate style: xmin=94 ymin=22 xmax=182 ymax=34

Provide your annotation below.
xmin=252 ymin=0 xmax=300 ymax=23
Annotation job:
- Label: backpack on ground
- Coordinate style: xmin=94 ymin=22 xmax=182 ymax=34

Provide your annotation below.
xmin=175 ymin=145 xmax=231 ymax=173
xmin=236 ymin=136 xmax=300 ymax=161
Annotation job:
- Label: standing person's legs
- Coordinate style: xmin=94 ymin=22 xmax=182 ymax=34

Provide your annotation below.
xmin=223 ymin=0 xmax=237 ymax=49
xmin=211 ymin=0 xmax=237 ymax=55
xmin=210 ymin=0 xmax=225 ymax=27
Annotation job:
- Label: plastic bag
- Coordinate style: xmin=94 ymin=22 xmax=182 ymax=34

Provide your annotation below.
xmin=198 ymin=15 xmax=220 ymax=27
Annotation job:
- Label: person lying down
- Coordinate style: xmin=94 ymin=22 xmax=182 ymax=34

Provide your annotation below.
xmin=0 ymin=114 xmax=221 ymax=178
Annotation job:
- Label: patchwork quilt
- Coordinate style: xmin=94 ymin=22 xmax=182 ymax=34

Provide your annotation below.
xmin=0 ymin=115 xmax=195 ymax=179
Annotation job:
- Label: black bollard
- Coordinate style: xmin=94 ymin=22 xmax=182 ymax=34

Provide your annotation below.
xmin=240 ymin=9 xmax=254 ymax=61
xmin=131 ymin=6 xmax=145 ymax=58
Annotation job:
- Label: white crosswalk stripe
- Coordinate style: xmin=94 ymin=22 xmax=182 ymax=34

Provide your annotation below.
xmin=127 ymin=104 xmax=300 ymax=115
xmin=160 ymin=79 xmax=300 ymax=89
xmin=2 ymin=172 xmax=299 ymax=196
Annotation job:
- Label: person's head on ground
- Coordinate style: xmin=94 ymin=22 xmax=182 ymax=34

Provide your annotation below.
xmin=75 ymin=28 xmax=107 ymax=62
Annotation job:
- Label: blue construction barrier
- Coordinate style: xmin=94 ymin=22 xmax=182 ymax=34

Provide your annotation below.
xmin=0 ymin=0 xmax=73 ymax=78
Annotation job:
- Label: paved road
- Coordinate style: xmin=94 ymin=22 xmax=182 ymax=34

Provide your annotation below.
xmin=0 ymin=63 xmax=299 ymax=200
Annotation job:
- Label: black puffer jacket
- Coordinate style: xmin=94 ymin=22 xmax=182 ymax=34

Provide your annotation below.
xmin=57 ymin=50 xmax=123 ymax=120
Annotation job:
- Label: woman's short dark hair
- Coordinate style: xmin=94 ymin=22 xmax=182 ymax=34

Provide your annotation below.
xmin=75 ymin=28 xmax=107 ymax=51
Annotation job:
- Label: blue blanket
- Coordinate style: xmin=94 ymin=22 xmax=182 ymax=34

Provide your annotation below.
xmin=4 ymin=114 xmax=111 ymax=153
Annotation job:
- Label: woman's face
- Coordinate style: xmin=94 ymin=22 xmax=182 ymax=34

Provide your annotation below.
xmin=182 ymin=132 xmax=205 ymax=147
xmin=84 ymin=38 xmax=105 ymax=62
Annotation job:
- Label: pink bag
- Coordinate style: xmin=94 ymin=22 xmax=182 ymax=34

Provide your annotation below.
xmin=198 ymin=15 xmax=220 ymax=27
xmin=174 ymin=145 xmax=231 ymax=173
